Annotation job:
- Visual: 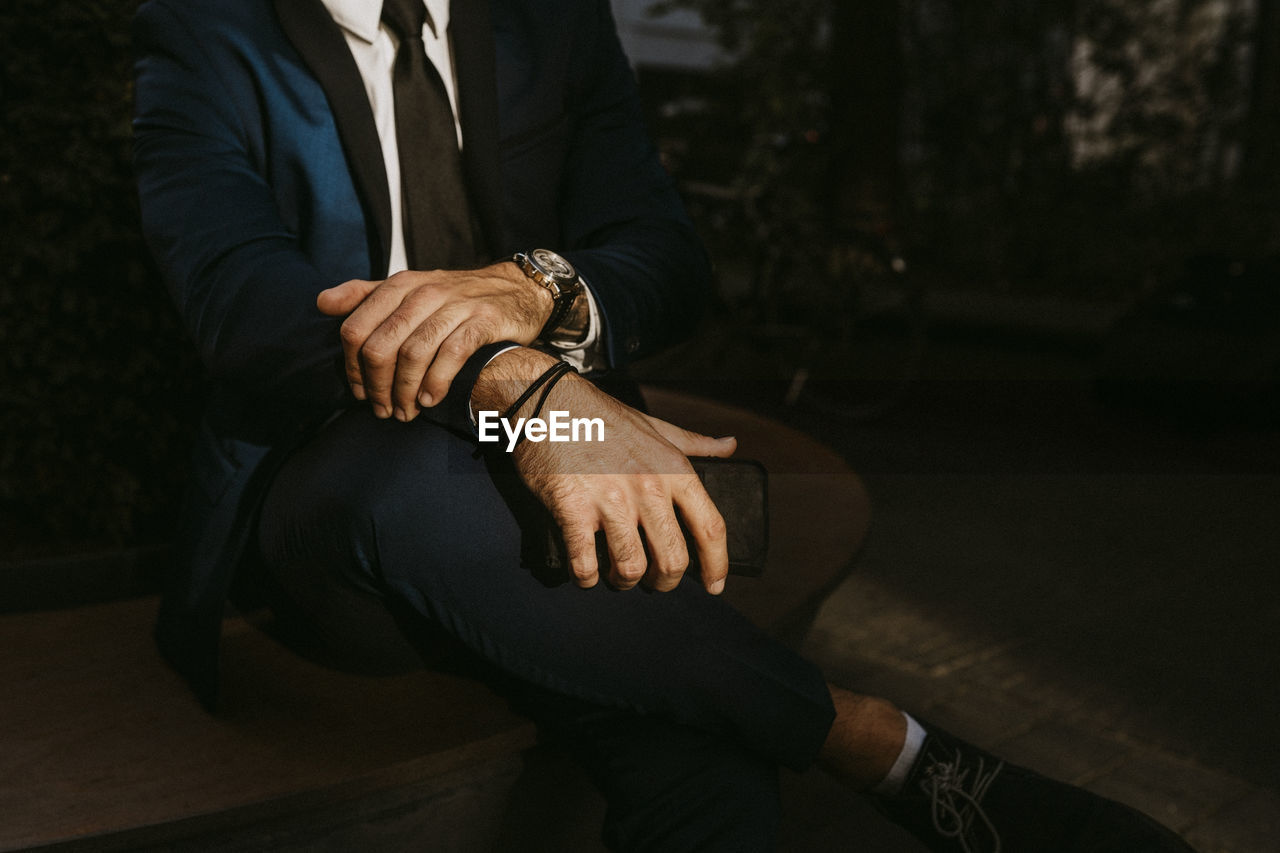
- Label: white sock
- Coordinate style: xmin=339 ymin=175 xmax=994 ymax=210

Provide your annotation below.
xmin=871 ymin=712 xmax=927 ymax=796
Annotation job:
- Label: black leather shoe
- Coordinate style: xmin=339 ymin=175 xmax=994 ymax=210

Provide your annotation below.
xmin=874 ymin=722 xmax=1198 ymax=852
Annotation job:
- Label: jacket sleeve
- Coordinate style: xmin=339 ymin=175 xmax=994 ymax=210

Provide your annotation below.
xmin=557 ymin=0 xmax=714 ymax=368
xmin=133 ymin=0 xmax=352 ymax=436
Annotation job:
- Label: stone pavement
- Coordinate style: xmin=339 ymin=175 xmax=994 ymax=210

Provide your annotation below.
xmin=794 ymin=572 xmax=1278 ymax=852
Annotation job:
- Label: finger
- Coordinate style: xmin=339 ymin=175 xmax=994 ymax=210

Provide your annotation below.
xmin=644 ymin=415 xmax=737 ymax=459
xmin=390 ymin=301 xmax=460 ymax=419
xmin=600 ymin=511 xmax=647 ymax=591
xmin=317 ymin=278 xmax=379 ymax=316
xmin=636 ymin=483 xmax=689 ymax=592
xmin=337 ymin=279 xmax=415 ymax=407
xmin=353 ymin=287 xmax=445 ymax=417
xmin=417 ymin=320 xmax=491 ymax=407
xmin=673 ymin=475 xmax=728 ymax=594
xmin=559 ymin=519 xmax=601 ymax=589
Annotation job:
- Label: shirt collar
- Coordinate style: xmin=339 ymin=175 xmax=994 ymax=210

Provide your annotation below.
xmin=319 ymin=0 xmax=451 ymax=44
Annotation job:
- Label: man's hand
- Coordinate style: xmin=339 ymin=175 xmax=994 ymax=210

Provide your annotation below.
xmin=476 ymin=348 xmax=737 ymax=595
xmin=317 ymin=262 xmax=552 ymax=421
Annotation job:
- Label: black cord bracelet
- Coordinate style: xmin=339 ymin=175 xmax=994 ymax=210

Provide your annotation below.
xmin=505 ymin=361 xmax=576 ymax=453
xmin=500 ymin=360 xmax=573 ymax=422
xmin=528 ymin=361 xmax=576 ymax=422
xmin=474 ymin=360 xmax=577 ymax=457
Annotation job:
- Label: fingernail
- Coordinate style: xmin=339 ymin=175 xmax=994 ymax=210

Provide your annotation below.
xmin=394 ymin=407 xmax=408 ymax=422
xmin=374 ymin=404 xmax=391 ymax=419
xmin=418 ymin=391 xmax=433 ymax=407
xmin=352 ymin=385 xmax=366 ymax=401
xmin=719 ymin=435 xmax=736 ymax=443
xmin=711 ymin=578 xmax=726 ymax=595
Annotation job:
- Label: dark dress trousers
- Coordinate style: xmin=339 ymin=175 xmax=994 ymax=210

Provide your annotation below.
xmin=134 ymin=1 xmax=836 ymax=848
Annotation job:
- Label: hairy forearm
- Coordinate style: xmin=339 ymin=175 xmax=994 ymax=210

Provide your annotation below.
xmin=470 ymin=347 xmax=564 ymax=416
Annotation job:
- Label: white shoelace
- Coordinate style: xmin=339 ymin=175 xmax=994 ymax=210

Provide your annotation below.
xmin=919 ymin=754 xmax=1005 ymax=853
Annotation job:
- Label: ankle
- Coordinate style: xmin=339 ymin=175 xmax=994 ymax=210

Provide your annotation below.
xmin=870 ymin=712 xmax=926 ymax=795
xmin=817 ymin=687 xmax=908 ymax=790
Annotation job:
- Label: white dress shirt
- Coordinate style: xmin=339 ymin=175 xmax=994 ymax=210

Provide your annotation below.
xmin=320 ymin=0 xmax=603 ymax=370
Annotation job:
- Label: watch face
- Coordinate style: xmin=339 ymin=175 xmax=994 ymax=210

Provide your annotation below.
xmin=530 ymin=248 xmax=576 ymax=281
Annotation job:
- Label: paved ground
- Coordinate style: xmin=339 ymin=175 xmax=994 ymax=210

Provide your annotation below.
xmin=635 ymin=318 xmax=1280 ymax=852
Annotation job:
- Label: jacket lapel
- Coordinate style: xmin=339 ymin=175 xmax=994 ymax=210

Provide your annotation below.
xmin=451 ymin=0 xmax=504 ymax=257
xmin=274 ymin=0 xmax=393 ymax=277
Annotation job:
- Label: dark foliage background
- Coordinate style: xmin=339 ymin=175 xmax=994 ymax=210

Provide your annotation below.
xmin=1 ymin=0 xmax=197 ymax=555
xmin=656 ymin=0 xmax=1280 ymax=299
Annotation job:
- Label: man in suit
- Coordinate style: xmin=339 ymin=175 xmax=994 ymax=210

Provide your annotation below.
xmin=133 ymin=1 xmax=1196 ymax=850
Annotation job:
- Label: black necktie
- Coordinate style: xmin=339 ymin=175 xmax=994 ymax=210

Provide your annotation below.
xmin=381 ymin=0 xmax=479 ymax=270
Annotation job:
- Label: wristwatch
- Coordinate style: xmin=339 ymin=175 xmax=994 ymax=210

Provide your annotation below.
xmin=513 ymin=249 xmax=585 ymax=341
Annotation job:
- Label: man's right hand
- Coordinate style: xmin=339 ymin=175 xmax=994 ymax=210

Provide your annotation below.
xmin=474 ymin=348 xmax=736 ymax=595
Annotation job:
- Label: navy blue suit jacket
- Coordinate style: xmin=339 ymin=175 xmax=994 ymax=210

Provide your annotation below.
xmin=133 ymin=0 xmax=711 ymax=707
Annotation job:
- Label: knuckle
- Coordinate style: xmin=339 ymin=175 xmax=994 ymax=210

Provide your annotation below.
xmin=400 ymin=287 xmax=433 ymax=314
xmin=599 ymin=485 xmax=629 ymax=513
xmin=615 ymin=559 xmax=646 ymax=581
xmin=638 ymin=476 xmax=668 ymax=502
xmin=703 ymin=513 xmax=727 ymax=542
xmin=361 ymin=341 xmax=394 ymax=368
xmin=611 ymin=537 xmax=646 ymax=573
xmin=418 ymin=314 xmax=449 ymax=345
xmin=652 ymin=538 xmax=689 ymax=575
xmin=339 ymin=321 xmax=364 ymax=348
xmin=656 ymin=558 xmax=687 ymax=580
xmin=382 ymin=310 xmax=413 ymax=338
xmin=663 ymin=535 xmax=691 ymax=567
xmin=439 ymin=336 xmax=474 ymax=362
xmin=562 ymin=527 xmax=594 ymax=556
xmin=609 ymin=533 xmax=642 ymax=563
xmin=400 ymin=336 xmax=430 ymax=364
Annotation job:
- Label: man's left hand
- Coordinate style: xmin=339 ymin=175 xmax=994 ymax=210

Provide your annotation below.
xmin=317 ymin=262 xmax=552 ymax=420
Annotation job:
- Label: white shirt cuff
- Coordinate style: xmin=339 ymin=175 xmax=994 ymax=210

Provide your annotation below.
xmin=468 ymin=344 xmax=521 ymax=425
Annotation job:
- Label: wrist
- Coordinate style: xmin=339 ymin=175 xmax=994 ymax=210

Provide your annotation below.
xmin=512 ymin=249 xmax=583 ymax=341
xmin=548 ymin=289 xmax=590 ymax=343
xmin=472 ymin=346 xmax=561 ymax=413
xmin=496 ymin=258 xmax=554 ymax=328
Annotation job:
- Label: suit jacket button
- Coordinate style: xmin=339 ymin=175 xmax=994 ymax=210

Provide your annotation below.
xmin=625 ymin=336 xmax=641 ymax=354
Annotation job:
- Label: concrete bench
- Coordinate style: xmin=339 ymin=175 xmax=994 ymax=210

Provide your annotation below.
xmin=0 ymin=390 xmax=869 ymax=852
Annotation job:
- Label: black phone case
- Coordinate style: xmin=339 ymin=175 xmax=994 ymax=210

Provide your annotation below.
xmin=529 ymin=457 xmax=769 ymax=579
